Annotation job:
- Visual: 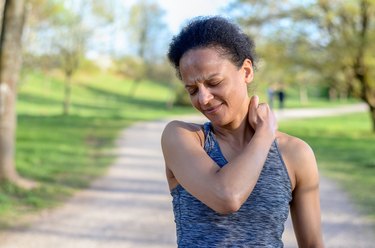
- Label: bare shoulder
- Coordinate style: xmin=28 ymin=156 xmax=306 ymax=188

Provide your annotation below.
xmin=276 ymin=131 xmax=318 ymax=188
xmin=276 ymin=131 xmax=315 ymax=160
xmin=161 ymin=120 xmax=204 ymax=146
xmin=161 ymin=120 xmax=212 ymax=192
xmin=162 ymin=120 xmax=203 ymax=135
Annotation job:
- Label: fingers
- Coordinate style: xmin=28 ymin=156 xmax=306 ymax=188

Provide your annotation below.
xmin=250 ymin=95 xmax=259 ymax=109
xmin=248 ymin=95 xmax=259 ymax=130
xmin=248 ymin=95 xmax=277 ymax=134
xmin=249 ymin=95 xmax=269 ymax=111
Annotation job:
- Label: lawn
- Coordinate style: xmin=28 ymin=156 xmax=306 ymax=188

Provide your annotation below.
xmin=279 ymin=113 xmax=375 ymax=220
xmin=0 ymin=70 xmax=195 ymax=227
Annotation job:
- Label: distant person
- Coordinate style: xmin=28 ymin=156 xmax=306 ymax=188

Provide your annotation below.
xmin=277 ymin=87 xmax=286 ymax=109
xmin=267 ymin=85 xmax=275 ymax=109
xmin=162 ymin=16 xmax=323 ymax=247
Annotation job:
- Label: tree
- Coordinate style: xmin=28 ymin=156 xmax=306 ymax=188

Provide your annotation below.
xmin=351 ymin=0 xmax=375 ymax=131
xmin=22 ymin=0 xmax=67 ymax=78
xmin=54 ymin=12 xmax=86 ymax=115
xmin=227 ymin=0 xmax=375 ymax=132
xmin=56 ymin=0 xmax=116 ymax=115
xmin=125 ymin=0 xmax=169 ymax=96
xmin=0 ymin=0 xmax=35 ymax=188
xmin=24 ymin=0 xmax=114 ymax=115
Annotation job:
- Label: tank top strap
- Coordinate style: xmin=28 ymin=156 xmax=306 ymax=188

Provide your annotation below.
xmin=202 ymin=122 xmax=228 ymax=167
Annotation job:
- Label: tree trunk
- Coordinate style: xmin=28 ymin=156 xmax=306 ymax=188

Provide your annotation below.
xmin=370 ymin=105 xmax=375 ymax=133
xmin=128 ymin=78 xmax=141 ymax=97
xmin=299 ymin=83 xmax=308 ymax=105
xmin=0 ymin=1 xmax=4 ymax=32
xmin=329 ymin=87 xmax=337 ymax=101
xmin=353 ymin=0 xmax=375 ymax=133
xmin=0 ymin=0 xmax=36 ymax=188
xmin=355 ymin=66 xmax=375 ymax=132
xmin=63 ymin=73 xmax=72 ymax=115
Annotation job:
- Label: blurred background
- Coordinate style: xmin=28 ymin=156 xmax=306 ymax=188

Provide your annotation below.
xmin=0 ymin=0 xmax=374 ymax=242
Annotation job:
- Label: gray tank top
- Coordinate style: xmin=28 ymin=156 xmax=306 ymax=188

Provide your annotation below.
xmin=171 ymin=122 xmax=292 ymax=247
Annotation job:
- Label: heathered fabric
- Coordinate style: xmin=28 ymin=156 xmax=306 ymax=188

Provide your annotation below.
xmin=171 ymin=122 xmax=292 ymax=247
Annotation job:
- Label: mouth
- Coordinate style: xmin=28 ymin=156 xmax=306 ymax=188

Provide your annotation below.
xmin=203 ymin=103 xmax=223 ymax=115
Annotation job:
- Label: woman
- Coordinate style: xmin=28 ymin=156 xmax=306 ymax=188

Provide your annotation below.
xmin=161 ymin=16 xmax=324 ymax=247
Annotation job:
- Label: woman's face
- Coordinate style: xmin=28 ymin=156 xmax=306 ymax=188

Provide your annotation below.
xmin=179 ymin=47 xmax=254 ymax=126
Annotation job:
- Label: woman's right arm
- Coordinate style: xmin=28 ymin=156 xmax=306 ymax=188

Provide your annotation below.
xmin=161 ymin=96 xmax=277 ymax=214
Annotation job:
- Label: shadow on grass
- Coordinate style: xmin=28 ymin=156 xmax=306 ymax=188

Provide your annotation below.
xmin=19 ymin=82 xmax=175 ymax=114
xmin=18 ymin=92 xmax=62 ymax=106
xmin=78 ymin=83 xmax=171 ymax=110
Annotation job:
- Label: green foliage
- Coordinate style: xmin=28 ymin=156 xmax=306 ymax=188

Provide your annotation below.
xmin=0 ymin=70 xmax=194 ymax=227
xmin=279 ymin=113 xmax=375 ymax=219
xmin=227 ymin=0 xmax=375 ymax=129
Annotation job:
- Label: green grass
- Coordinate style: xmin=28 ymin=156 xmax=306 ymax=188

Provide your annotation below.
xmin=0 ymin=70 xmax=195 ymax=228
xmin=278 ymin=97 xmax=361 ymax=109
xmin=279 ymin=113 xmax=375 ymax=220
xmin=1 ymin=69 xmax=372 ymax=228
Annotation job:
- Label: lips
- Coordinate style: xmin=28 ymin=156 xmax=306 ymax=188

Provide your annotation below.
xmin=203 ymin=103 xmax=223 ymax=114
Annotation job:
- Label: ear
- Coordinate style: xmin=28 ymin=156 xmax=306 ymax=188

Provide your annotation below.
xmin=242 ymin=59 xmax=254 ymax=84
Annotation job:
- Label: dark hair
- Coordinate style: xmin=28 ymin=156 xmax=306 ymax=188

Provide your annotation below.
xmin=167 ymin=16 xmax=257 ymax=79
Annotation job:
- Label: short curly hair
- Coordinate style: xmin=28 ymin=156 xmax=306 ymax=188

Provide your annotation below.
xmin=167 ymin=16 xmax=257 ymax=79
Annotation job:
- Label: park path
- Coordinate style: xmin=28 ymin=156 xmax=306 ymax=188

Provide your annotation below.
xmin=0 ymin=104 xmax=374 ymax=248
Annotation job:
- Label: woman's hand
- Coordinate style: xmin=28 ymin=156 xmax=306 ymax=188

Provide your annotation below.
xmin=248 ymin=95 xmax=278 ymax=137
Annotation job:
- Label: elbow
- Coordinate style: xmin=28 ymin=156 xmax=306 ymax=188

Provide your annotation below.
xmin=214 ymin=192 xmax=243 ymax=215
xmin=216 ymin=205 xmax=241 ymax=215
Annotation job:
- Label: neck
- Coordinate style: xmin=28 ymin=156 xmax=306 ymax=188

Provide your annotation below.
xmin=212 ymin=97 xmax=254 ymax=147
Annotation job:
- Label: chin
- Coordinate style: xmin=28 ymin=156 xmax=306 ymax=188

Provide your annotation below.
xmin=205 ymin=115 xmax=229 ymax=126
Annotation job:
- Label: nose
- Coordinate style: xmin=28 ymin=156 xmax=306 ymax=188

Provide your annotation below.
xmin=198 ymin=86 xmax=213 ymax=105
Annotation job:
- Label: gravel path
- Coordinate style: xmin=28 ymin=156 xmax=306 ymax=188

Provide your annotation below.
xmin=0 ymin=104 xmax=373 ymax=248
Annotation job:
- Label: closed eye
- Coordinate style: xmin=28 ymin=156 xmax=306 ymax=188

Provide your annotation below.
xmin=207 ymin=80 xmax=223 ymax=87
xmin=185 ymin=86 xmax=198 ymax=95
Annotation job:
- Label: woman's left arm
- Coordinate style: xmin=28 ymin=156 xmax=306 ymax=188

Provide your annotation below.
xmin=281 ymin=135 xmax=324 ymax=248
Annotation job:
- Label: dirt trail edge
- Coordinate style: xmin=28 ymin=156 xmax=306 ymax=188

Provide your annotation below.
xmin=0 ymin=104 xmax=373 ymax=248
